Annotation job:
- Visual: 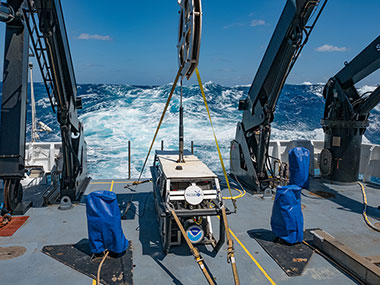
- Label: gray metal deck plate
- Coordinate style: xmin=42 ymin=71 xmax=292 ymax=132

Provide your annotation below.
xmin=247 ymin=229 xmax=314 ymax=277
xmin=1 ymin=177 xmax=379 ymax=284
xmin=42 ymin=240 xmax=133 ymax=285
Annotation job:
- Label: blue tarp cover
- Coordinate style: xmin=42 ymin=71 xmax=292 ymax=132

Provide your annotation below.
xmin=289 ymin=147 xmax=310 ymax=189
xmin=271 ymin=185 xmax=304 ymax=244
xmin=86 ymin=190 xmax=128 ymax=254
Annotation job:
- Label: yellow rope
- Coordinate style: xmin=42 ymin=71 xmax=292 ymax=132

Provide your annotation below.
xmin=137 ymin=66 xmax=183 ymax=182
xmin=195 ymin=68 xmax=237 ymax=210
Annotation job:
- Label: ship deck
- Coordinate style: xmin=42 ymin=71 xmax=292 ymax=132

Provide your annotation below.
xmin=1 ymin=177 xmax=380 ymax=284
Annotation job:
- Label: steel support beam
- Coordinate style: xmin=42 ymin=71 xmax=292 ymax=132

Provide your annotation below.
xmin=312 ymin=230 xmax=380 ymax=285
xmin=0 ymin=0 xmax=29 ymax=179
xmin=0 ymin=2 xmax=15 ymax=22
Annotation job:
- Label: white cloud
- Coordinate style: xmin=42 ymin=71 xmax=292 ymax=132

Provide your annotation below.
xmin=315 ymin=44 xmax=347 ymax=52
xmin=77 ymin=33 xmax=112 ymax=41
xmin=250 ymin=19 xmax=265 ymax=27
xmin=223 ymin=22 xmax=245 ymax=29
xmin=224 ymin=18 xmax=265 ymax=29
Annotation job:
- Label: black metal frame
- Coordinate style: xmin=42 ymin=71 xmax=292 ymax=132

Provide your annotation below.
xmin=0 ymin=0 xmax=29 ymax=180
xmin=0 ymin=0 xmax=87 ymax=213
xmin=0 ymin=0 xmax=30 ymax=212
xmin=22 ymin=1 xmax=56 ymax=111
xmin=320 ymin=35 xmax=380 ymax=182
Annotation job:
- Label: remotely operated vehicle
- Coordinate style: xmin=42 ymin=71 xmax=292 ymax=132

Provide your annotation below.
xmin=150 ymin=0 xmax=229 ymax=254
xmin=151 ymin=150 xmax=227 ymax=252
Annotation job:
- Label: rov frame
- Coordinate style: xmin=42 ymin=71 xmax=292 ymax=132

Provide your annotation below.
xmin=151 ymin=150 xmax=230 ymax=253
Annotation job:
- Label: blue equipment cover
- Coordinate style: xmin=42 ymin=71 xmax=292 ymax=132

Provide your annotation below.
xmin=86 ymin=191 xmax=128 ymax=254
xmin=270 ymin=185 xmax=303 ymax=244
xmin=289 ymin=147 xmax=310 ymax=189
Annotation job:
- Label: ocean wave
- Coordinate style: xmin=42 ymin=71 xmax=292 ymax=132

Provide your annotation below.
xmin=2 ymin=82 xmax=378 ymax=179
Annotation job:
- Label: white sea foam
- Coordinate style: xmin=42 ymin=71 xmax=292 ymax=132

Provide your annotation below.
xmin=358 ymin=85 xmax=377 ymax=95
xmin=36 ymin=97 xmax=52 ymax=108
xmin=72 ymin=83 xmax=379 ymax=179
xmin=23 ymin=80 xmax=379 ymax=181
xmin=358 ymin=86 xmax=380 ymax=112
xmin=272 ymin=127 xmax=324 ymax=141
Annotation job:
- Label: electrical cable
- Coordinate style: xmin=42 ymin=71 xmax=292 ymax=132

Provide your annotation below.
xmin=352 ymin=91 xmax=372 ymax=107
xmin=122 ymin=192 xmax=153 ymax=219
xmin=222 ymin=174 xmax=247 ymax=200
xmin=266 ymin=155 xmax=275 ymax=178
xmin=96 ymin=250 xmax=109 ymax=285
xmin=222 ymin=187 xmax=246 ymax=200
xmin=358 ymin=182 xmax=380 ymax=232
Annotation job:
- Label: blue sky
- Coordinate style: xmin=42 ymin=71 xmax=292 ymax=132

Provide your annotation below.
xmin=1 ymin=0 xmax=379 ymax=86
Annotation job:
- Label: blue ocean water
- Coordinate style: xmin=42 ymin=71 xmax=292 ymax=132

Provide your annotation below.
xmin=1 ymin=82 xmax=379 ymax=179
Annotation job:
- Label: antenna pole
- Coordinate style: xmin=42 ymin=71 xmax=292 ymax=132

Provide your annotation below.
xmin=29 ymin=62 xmax=37 ymax=143
xmin=178 ymin=77 xmax=185 ymax=163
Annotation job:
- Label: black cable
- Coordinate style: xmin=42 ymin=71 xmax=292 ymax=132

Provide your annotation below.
xmin=266 ymin=154 xmax=275 ymax=177
xmin=352 ymin=91 xmax=372 ymax=108
xmin=122 ymin=192 xmax=153 ymax=220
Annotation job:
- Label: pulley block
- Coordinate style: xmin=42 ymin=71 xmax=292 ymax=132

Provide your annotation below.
xmin=177 ymin=0 xmax=202 ymax=79
xmin=319 ymin=148 xmax=333 ymax=176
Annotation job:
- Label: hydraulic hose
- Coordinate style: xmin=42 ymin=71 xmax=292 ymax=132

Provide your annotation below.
xmin=96 ymin=250 xmax=109 ymax=285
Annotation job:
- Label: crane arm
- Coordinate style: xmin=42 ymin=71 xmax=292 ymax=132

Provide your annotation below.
xmin=30 ymin=0 xmax=87 ymax=200
xmin=323 ymin=35 xmax=380 ymax=121
xmin=320 ymin=35 xmax=380 ymax=183
xmin=231 ymin=0 xmax=326 ymax=191
xmin=0 ymin=0 xmax=88 ymax=213
xmin=334 ymin=36 xmax=380 ymax=92
xmin=240 ymin=0 xmax=324 ymax=131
